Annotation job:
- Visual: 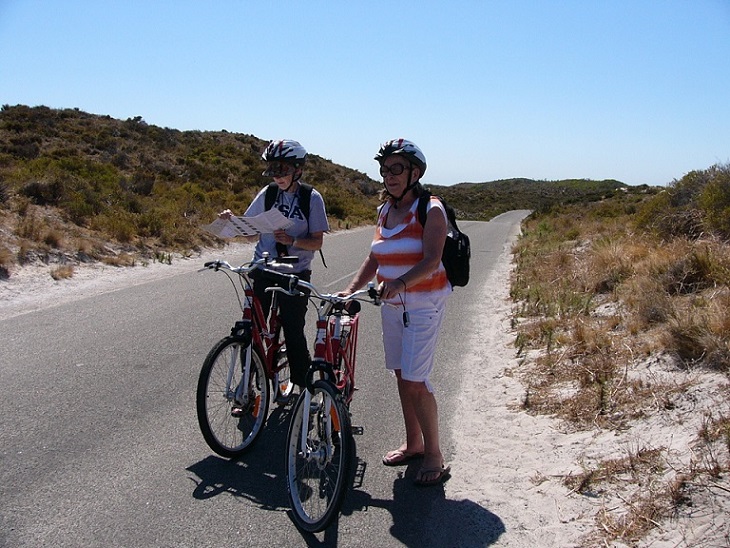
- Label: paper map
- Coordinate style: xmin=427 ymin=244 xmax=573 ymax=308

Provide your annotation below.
xmin=202 ymin=209 xmax=294 ymax=238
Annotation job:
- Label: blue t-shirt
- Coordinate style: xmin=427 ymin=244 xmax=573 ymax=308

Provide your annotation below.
xmin=244 ymin=181 xmax=329 ymax=272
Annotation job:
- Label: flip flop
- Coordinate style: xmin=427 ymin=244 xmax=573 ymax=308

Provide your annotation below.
xmin=382 ymin=449 xmax=425 ymax=466
xmin=414 ymin=464 xmax=451 ymax=486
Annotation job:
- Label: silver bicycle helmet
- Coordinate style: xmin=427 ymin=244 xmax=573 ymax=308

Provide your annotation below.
xmin=374 ymin=138 xmax=427 ymax=176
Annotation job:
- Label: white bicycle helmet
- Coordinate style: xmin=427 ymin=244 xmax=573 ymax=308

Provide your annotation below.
xmin=374 ymin=138 xmax=427 ymax=176
xmin=262 ymin=139 xmax=307 ymax=177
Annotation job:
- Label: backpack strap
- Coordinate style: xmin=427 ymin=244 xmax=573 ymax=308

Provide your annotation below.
xmin=297 ymin=182 xmax=312 ymax=220
xmin=416 ymin=191 xmax=431 ymax=227
xmin=417 ymin=191 xmax=459 ymax=230
xmin=297 ymin=183 xmax=328 ymax=267
xmin=264 ymin=182 xmax=279 ymax=211
xmin=265 ymin=182 xmax=312 ymax=218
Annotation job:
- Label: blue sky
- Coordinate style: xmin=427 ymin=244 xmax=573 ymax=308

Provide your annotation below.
xmin=2 ymin=1 xmax=729 ymax=187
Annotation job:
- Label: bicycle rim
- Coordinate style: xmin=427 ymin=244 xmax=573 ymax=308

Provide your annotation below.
xmin=285 ymin=381 xmax=352 ymax=532
xmin=196 ymin=337 xmax=270 ymax=457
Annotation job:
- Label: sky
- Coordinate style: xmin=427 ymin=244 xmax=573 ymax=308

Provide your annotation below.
xmin=2 ymin=1 xmax=729 ymax=187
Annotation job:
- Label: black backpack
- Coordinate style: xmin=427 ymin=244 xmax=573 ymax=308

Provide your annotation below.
xmin=264 ymin=182 xmax=327 ymax=267
xmin=416 ymin=192 xmax=471 ymax=287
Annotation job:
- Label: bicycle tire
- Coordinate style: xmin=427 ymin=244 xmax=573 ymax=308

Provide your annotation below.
xmin=196 ymin=336 xmax=270 ymax=458
xmin=285 ymin=380 xmax=353 ymax=532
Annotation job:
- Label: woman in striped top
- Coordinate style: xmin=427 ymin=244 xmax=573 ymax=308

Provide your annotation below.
xmin=341 ymin=139 xmax=452 ymax=487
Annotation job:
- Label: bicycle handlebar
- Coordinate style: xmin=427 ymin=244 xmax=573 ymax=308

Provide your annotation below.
xmin=202 ymin=255 xmax=299 ymax=279
xmin=268 ymin=278 xmax=381 ymax=307
xmin=201 ymin=256 xmax=381 ymax=307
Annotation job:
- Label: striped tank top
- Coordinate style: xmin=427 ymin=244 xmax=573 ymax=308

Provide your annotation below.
xmin=371 ymin=197 xmax=452 ymax=306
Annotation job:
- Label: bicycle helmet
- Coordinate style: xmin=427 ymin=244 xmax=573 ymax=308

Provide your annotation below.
xmin=374 ymin=138 xmax=427 ymax=176
xmin=262 ymin=139 xmax=307 ymax=177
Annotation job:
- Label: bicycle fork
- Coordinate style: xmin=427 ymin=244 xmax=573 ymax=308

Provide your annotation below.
xmin=298 ymin=388 xmax=337 ymax=465
xmin=231 ymin=344 xmax=253 ymax=404
xmin=231 ymin=290 xmax=256 ymax=408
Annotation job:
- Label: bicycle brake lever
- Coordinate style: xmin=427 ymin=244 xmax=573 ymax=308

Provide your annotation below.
xmin=367 ymin=282 xmax=381 ymax=305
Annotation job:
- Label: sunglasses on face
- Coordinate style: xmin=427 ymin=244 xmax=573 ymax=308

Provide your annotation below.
xmin=379 ymin=163 xmax=410 ymax=177
xmin=263 ymin=162 xmax=295 ymax=177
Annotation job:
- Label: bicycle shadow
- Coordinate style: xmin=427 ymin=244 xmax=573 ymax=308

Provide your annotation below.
xmin=186 ymin=403 xmax=293 ymax=511
xmin=187 ymin=411 xmax=505 ymax=547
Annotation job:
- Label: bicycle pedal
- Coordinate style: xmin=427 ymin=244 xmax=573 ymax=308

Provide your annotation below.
xmin=351 ymin=425 xmax=364 ymax=436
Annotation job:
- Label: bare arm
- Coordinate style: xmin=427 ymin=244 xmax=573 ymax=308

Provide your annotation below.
xmin=274 ymin=230 xmax=324 ymax=251
xmin=342 ymin=252 xmax=379 ymax=294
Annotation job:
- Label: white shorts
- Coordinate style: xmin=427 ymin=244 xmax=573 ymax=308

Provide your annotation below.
xmin=381 ymin=295 xmax=447 ymax=392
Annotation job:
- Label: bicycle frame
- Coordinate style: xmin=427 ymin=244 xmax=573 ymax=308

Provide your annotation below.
xmin=275 ymin=282 xmax=376 ymax=453
xmin=228 ymin=282 xmax=284 ymax=408
xmin=206 ymin=257 xmax=294 ymax=381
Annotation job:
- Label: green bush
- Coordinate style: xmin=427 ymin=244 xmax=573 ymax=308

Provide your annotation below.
xmin=698 ymin=165 xmax=730 ymax=239
xmin=636 ymin=164 xmax=730 ymax=241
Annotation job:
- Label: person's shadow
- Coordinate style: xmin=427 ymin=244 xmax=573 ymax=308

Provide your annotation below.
xmin=187 ymin=408 xmax=504 ymax=547
xmin=341 ymin=455 xmax=505 ymax=547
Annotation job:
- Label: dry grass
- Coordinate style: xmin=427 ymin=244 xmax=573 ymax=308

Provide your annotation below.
xmin=101 ymin=253 xmax=137 ymax=267
xmin=50 ymin=264 xmax=74 ymax=280
xmin=511 ymin=200 xmax=730 ymax=544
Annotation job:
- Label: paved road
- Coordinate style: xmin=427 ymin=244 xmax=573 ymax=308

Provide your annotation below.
xmin=0 ymin=211 xmax=529 ymax=547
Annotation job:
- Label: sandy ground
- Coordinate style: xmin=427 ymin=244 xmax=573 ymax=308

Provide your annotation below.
xmin=2 ymin=237 xmax=729 ymax=547
xmin=447 ymin=239 xmax=730 ymax=547
xmin=0 ymin=242 xmax=255 ymax=322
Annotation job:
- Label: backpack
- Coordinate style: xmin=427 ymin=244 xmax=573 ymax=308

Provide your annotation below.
xmin=265 ymin=182 xmax=327 ymax=267
xmin=417 ymin=192 xmax=471 ymax=287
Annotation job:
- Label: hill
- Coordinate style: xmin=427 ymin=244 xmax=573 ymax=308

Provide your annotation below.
xmin=1 ymin=104 xmax=657 ymax=275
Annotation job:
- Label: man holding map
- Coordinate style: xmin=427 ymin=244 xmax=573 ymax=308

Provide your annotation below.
xmin=218 ymin=139 xmax=329 ymax=395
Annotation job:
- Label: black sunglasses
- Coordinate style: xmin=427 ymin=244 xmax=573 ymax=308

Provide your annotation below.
xmin=263 ymin=162 xmax=295 ymax=177
xmin=379 ymin=163 xmax=410 ymax=177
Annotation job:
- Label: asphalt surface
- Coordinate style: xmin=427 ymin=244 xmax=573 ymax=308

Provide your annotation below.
xmin=0 ymin=211 xmax=529 ymax=547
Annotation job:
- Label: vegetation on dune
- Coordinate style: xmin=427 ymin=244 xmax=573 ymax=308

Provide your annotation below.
xmin=0 ymin=104 xmax=651 ymax=277
xmin=0 ymin=104 xmax=381 ymax=272
xmin=511 ymin=164 xmax=730 ymax=545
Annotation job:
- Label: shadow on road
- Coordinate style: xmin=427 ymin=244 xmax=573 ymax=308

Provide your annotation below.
xmin=186 ymin=407 xmax=504 ymax=547
xmin=186 ymin=403 xmax=292 ymax=510
xmin=342 ymin=457 xmax=506 ymax=547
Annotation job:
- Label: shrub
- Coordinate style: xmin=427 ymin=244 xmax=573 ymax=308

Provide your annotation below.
xmin=698 ymin=164 xmax=730 ymax=239
xmin=50 ymin=264 xmax=74 ymax=280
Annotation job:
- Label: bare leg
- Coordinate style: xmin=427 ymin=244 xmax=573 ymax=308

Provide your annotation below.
xmin=394 ymin=371 xmax=426 ymax=455
xmin=394 ymin=372 xmax=447 ymax=485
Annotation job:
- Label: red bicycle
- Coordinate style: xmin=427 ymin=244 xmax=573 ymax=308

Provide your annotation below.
xmin=266 ymin=277 xmax=380 ymax=532
xmin=195 ymin=255 xmax=298 ymax=458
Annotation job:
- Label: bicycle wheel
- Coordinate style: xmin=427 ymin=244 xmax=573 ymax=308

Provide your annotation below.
xmin=196 ymin=336 xmax=270 ymax=458
xmin=285 ymin=380 xmax=353 ymax=532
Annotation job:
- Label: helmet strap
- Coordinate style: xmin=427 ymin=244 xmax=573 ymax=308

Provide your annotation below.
xmin=291 ymin=165 xmax=302 ymax=184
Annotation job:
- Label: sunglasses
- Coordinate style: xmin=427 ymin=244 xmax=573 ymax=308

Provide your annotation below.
xmin=379 ymin=163 xmax=410 ymax=177
xmin=263 ymin=162 xmax=295 ymax=177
